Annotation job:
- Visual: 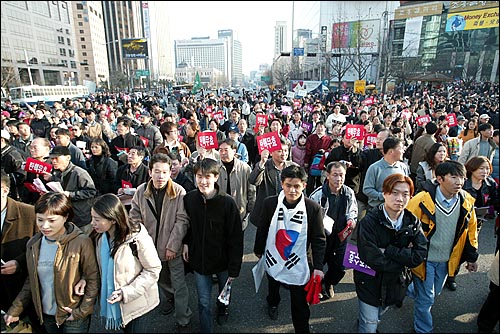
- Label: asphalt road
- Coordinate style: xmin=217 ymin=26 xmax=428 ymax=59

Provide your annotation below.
xmin=87 ymin=217 xmax=499 ymax=333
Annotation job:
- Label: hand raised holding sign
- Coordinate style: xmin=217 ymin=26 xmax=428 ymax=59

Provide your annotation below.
xmin=259 ymin=149 xmax=270 ymax=168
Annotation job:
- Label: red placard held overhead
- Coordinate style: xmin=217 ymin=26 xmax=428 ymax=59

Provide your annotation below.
xmin=446 ymin=113 xmax=458 ymax=127
xmin=416 ymin=115 xmax=432 ymax=127
xmin=256 ymin=132 xmax=282 ymax=154
xmin=256 ymin=114 xmax=268 ymax=127
xmin=197 ymin=131 xmax=218 ymax=150
xmin=24 ymin=157 xmax=52 ymax=174
xmin=345 ymin=124 xmax=366 ymax=140
xmin=121 ymin=180 xmax=133 ymax=189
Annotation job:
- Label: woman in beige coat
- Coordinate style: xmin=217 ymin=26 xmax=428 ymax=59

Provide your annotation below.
xmin=88 ymin=193 xmax=161 ymax=333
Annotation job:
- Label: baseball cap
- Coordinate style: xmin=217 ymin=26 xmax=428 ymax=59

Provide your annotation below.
xmin=457 ymin=115 xmax=466 ymax=121
xmin=1 ymin=129 xmax=10 ymax=140
xmin=140 ymin=111 xmax=151 ymax=117
xmin=479 ymin=114 xmax=490 ymax=120
xmin=228 ymin=125 xmax=240 ymax=134
xmin=49 ymin=146 xmax=71 ymax=157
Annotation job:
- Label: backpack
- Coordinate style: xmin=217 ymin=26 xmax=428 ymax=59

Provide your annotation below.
xmin=310 ymin=151 xmax=327 ymax=176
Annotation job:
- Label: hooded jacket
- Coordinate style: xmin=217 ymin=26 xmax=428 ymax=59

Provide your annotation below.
xmin=7 ymin=223 xmax=99 ymax=326
xmin=406 ymin=180 xmax=478 ymax=280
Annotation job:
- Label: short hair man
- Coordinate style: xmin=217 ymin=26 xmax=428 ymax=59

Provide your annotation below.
xmin=459 ymin=122 xmax=496 ymax=165
xmin=410 ymin=121 xmax=438 ymax=178
xmin=363 ymin=136 xmax=410 ymax=208
xmin=253 ymin=165 xmax=326 ymax=332
xmin=406 ymin=161 xmax=479 ymax=333
xmin=309 ymin=161 xmax=358 ymax=300
xmin=129 ymin=153 xmax=193 ymax=331
xmin=182 ymin=158 xmax=243 ymax=332
xmin=45 ymin=145 xmax=97 ymax=234
xmin=55 ymin=127 xmax=87 ymax=170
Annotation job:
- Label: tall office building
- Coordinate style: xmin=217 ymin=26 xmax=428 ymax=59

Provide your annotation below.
xmin=1 ymin=1 xmax=79 ymax=86
xmin=71 ymin=1 xmax=109 ymax=90
xmin=148 ymin=1 xmax=174 ymax=81
xmin=274 ymin=21 xmax=288 ymax=59
xmin=102 ymin=0 xmax=145 ymax=88
xmin=218 ymin=29 xmax=242 ymax=86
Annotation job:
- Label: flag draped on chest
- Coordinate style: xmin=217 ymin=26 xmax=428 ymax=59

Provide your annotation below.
xmin=264 ymin=191 xmax=310 ymax=285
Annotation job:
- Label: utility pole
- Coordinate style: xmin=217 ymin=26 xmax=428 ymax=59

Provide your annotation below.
xmin=24 ymin=49 xmax=34 ymax=85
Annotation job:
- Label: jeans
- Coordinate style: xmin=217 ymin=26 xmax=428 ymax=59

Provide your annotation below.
xmin=406 ymin=261 xmax=448 ymax=333
xmin=194 ymin=270 xmax=228 ymax=333
xmin=158 ymin=257 xmax=193 ymax=326
xmin=358 ymin=300 xmax=390 ymax=333
xmin=123 ymin=308 xmax=157 ymax=333
xmin=42 ymin=314 xmax=90 ymax=333
xmin=266 ymin=274 xmax=310 ymax=333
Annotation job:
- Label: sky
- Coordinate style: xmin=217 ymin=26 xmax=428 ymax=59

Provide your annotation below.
xmin=166 ymin=1 xmax=295 ymax=75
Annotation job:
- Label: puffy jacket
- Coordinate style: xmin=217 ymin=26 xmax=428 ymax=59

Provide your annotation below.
xmin=354 ymin=206 xmax=428 ymax=307
xmin=7 ymin=223 xmax=99 ymax=326
xmin=406 ymin=181 xmax=479 ymax=280
xmin=86 ymin=155 xmax=118 ymax=195
xmin=94 ymin=224 xmax=161 ymax=326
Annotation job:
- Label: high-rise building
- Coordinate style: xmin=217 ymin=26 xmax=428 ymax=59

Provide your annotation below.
xmin=148 ymin=1 xmax=174 ymax=81
xmin=274 ymin=21 xmax=288 ymax=59
xmin=102 ymin=0 xmax=146 ymax=90
xmin=1 ymin=1 xmax=80 ymax=86
xmin=218 ymin=29 xmax=242 ymax=86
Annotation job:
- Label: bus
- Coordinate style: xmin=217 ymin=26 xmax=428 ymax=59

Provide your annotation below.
xmin=9 ymin=85 xmax=90 ymax=107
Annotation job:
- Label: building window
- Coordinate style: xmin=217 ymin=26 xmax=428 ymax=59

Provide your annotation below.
xmin=82 ymin=52 xmax=87 ymax=56
xmin=76 ymin=3 xmax=83 ymax=10
xmin=84 ymin=67 xmax=89 ymax=71
xmin=82 ymin=45 xmax=86 ymax=49
xmin=85 ymin=74 xmax=90 ymax=78
xmin=80 ymin=37 xmax=85 ymax=42
xmin=59 ymin=48 xmax=66 ymax=56
xmin=58 ymin=36 xmax=64 ymax=44
xmin=70 ymin=61 xmax=77 ymax=69
xmin=66 ymin=29 xmax=70 ymax=34
xmin=67 ymin=38 xmax=71 ymax=46
xmin=79 ymin=30 xmax=84 ymax=34
xmin=78 ymin=14 xmax=82 ymax=19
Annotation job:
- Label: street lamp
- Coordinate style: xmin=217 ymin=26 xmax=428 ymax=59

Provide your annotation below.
xmin=105 ymin=39 xmax=119 ymax=91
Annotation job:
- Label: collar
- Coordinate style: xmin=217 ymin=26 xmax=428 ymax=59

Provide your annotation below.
xmin=435 ymin=185 xmax=458 ymax=208
xmin=382 ymin=205 xmax=404 ymax=230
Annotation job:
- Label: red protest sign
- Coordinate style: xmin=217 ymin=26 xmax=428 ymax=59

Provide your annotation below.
xmin=114 ymin=146 xmax=130 ymax=153
xmin=256 ymin=132 xmax=282 ymax=154
xmin=446 ymin=113 xmax=457 ymax=127
xmin=213 ymin=110 xmax=224 ymax=121
xmin=24 ymin=182 xmax=41 ymax=193
xmin=256 ymin=114 xmax=268 ymax=127
xmin=24 ymin=157 xmax=52 ymax=174
xmin=364 ymin=133 xmax=378 ymax=147
xmin=197 ymin=131 xmax=218 ymax=149
xmin=345 ymin=124 xmax=366 ymax=140
xmin=362 ymin=97 xmax=375 ymax=106
xmin=416 ymin=115 xmax=432 ymax=127
xmin=139 ymin=136 xmax=149 ymax=148
xmin=121 ymin=180 xmax=133 ymax=189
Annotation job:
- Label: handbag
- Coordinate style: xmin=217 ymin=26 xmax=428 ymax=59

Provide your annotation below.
xmin=4 ymin=319 xmax=33 ymax=333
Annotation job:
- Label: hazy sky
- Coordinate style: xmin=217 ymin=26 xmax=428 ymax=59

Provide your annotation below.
xmin=167 ymin=1 xmax=295 ymax=74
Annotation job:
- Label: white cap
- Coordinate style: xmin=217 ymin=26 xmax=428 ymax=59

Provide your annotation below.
xmin=1 ymin=129 xmax=10 ymax=140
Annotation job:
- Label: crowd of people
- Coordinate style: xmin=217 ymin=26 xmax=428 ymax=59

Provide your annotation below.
xmin=1 ymin=79 xmax=499 ymax=333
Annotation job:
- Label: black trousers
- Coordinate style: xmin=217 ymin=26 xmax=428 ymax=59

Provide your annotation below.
xmin=477 ymin=282 xmax=499 ymax=333
xmin=266 ymin=274 xmax=310 ymax=333
xmin=323 ymin=235 xmax=347 ymax=287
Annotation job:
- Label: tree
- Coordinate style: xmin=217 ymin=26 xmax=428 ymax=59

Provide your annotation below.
xmin=109 ymin=69 xmax=128 ymax=92
xmin=1 ymin=64 xmax=20 ymax=89
xmin=386 ymin=57 xmax=421 ymax=96
xmin=350 ymin=20 xmax=378 ymax=81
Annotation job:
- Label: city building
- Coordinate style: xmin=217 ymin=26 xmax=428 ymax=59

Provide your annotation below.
xmin=274 ymin=21 xmax=288 ymax=60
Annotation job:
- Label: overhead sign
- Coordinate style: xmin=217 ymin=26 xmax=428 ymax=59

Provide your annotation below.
xmin=449 ymin=1 xmax=498 ymax=13
xmin=122 ymin=38 xmax=148 ymax=59
xmin=293 ymin=47 xmax=305 ymax=56
xmin=354 ymin=80 xmax=366 ymax=94
xmin=445 ymin=7 xmax=499 ymax=32
xmin=395 ymin=2 xmax=443 ymax=20
xmin=331 ymin=20 xmax=380 ymax=53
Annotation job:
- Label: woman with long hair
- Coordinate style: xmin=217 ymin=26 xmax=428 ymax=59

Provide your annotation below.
xmin=458 ymin=118 xmax=478 ymax=144
xmin=4 ymin=192 xmax=98 ymax=333
xmin=89 ymin=193 xmax=161 ymax=333
xmin=86 ymin=137 xmax=118 ymax=195
xmin=415 ymin=142 xmax=448 ymax=193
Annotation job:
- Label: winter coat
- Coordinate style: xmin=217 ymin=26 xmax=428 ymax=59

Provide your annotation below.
xmin=354 ymin=206 xmax=428 ymax=307
xmin=7 ymin=223 xmax=99 ymax=326
xmin=94 ymin=224 xmax=161 ymax=326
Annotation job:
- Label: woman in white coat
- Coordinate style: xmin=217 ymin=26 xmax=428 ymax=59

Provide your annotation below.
xmin=87 ymin=193 xmax=162 ymax=333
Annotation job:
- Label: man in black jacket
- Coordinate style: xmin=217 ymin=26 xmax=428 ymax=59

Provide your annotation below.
xmin=355 ymin=173 xmax=427 ymax=333
xmin=182 ymin=159 xmax=243 ymax=333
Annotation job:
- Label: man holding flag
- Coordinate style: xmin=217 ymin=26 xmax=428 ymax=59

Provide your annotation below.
xmin=191 ymin=72 xmax=202 ymax=94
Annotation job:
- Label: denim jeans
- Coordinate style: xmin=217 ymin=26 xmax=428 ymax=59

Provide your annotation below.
xmin=406 ymin=261 xmax=448 ymax=333
xmin=194 ymin=270 xmax=228 ymax=333
xmin=123 ymin=308 xmax=157 ymax=333
xmin=357 ymin=300 xmax=389 ymax=333
xmin=42 ymin=313 xmax=90 ymax=333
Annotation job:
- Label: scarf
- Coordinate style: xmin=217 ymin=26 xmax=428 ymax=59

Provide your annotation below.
xmin=99 ymin=233 xmax=122 ymax=330
xmin=264 ymin=190 xmax=310 ymax=285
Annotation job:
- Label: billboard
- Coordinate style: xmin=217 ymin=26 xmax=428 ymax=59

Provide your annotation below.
xmin=445 ymin=7 xmax=499 ymax=32
xmin=121 ymin=38 xmax=148 ymax=59
xmin=331 ymin=19 xmax=379 ymax=53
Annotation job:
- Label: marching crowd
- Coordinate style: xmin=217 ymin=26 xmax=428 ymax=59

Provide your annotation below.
xmin=1 ymin=80 xmax=499 ymax=333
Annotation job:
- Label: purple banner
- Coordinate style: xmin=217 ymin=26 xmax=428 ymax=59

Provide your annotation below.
xmin=343 ymin=243 xmax=376 ymax=276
